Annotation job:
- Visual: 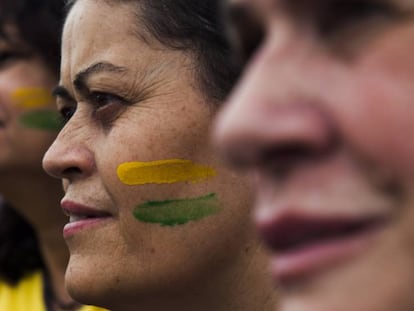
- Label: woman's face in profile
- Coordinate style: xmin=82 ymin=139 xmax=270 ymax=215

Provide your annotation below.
xmin=0 ymin=26 xmax=58 ymax=175
xmin=214 ymin=0 xmax=414 ymax=310
xmin=43 ymin=0 xmax=254 ymax=306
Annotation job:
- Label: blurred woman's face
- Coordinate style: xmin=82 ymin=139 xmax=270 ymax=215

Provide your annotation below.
xmin=214 ymin=0 xmax=414 ymax=311
xmin=0 ymin=27 xmax=58 ymax=176
xmin=43 ymin=0 xmax=254 ymax=308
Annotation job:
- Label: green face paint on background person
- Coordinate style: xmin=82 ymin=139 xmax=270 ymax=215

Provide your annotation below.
xmin=0 ymin=1 xmax=105 ymax=311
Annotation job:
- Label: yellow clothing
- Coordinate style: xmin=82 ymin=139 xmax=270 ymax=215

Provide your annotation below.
xmin=0 ymin=271 xmax=106 ymax=311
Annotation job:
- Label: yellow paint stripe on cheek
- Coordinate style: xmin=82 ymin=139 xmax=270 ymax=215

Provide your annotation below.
xmin=117 ymin=159 xmax=217 ymax=185
xmin=11 ymin=87 xmax=53 ymax=109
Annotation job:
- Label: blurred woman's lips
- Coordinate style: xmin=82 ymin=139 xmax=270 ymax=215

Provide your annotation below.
xmin=257 ymin=212 xmax=389 ymax=285
xmin=61 ymin=200 xmax=113 ymax=238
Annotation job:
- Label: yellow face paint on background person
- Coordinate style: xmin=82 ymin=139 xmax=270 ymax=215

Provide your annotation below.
xmin=0 ymin=1 xmax=107 ymax=310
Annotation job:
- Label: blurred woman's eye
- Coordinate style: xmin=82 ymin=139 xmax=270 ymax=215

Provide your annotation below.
xmin=0 ymin=50 xmax=22 ymax=68
xmin=88 ymin=91 xmax=128 ymax=125
xmin=317 ymin=0 xmax=400 ymax=38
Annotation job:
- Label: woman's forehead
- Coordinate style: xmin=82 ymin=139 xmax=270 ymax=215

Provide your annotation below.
xmin=63 ymin=0 xmax=140 ymax=54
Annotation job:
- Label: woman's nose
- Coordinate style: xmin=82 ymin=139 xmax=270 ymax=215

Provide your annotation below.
xmin=42 ymin=122 xmax=95 ymax=181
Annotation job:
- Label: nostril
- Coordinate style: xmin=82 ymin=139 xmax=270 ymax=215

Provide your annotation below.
xmin=220 ymin=124 xmax=338 ymax=172
xmin=218 ymin=114 xmax=339 ymax=178
xmin=42 ymin=148 xmax=92 ymax=180
xmin=62 ymin=167 xmax=82 ymax=175
xmin=215 ymin=100 xmax=339 ymax=175
xmin=218 ymin=139 xmax=332 ymax=171
xmin=262 ymin=142 xmax=319 ymax=163
xmin=42 ymin=136 xmax=95 ymax=180
xmin=259 ymin=138 xmax=337 ymax=178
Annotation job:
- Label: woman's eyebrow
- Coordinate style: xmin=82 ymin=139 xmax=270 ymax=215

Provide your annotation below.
xmin=52 ymin=85 xmax=74 ymax=101
xmin=73 ymin=61 xmax=128 ymax=92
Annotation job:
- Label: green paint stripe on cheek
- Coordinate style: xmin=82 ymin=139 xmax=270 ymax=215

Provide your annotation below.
xmin=20 ymin=110 xmax=63 ymax=131
xmin=133 ymin=193 xmax=221 ymax=226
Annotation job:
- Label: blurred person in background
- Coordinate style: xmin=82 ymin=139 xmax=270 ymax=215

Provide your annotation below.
xmin=215 ymin=0 xmax=414 ymax=310
xmin=0 ymin=0 xmax=105 ymax=310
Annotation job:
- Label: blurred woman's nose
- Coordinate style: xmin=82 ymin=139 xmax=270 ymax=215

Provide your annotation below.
xmin=215 ymin=95 xmax=336 ymax=172
xmin=214 ymin=29 xmax=337 ymax=176
xmin=42 ymin=121 xmax=95 ymax=181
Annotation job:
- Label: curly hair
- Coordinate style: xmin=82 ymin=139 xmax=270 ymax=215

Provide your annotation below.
xmin=0 ymin=0 xmax=64 ymax=284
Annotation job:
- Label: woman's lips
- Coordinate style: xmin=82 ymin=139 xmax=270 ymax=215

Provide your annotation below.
xmin=61 ymin=200 xmax=113 ymax=238
xmin=257 ymin=212 xmax=388 ymax=285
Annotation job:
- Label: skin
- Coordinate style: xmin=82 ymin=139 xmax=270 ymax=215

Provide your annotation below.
xmin=0 ymin=33 xmax=58 ymax=172
xmin=0 ymin=28 xmax=71 ymax=304
xmin=42 ymin=1 xmax=276 ymax=310
xmin=214 ymin=0 xmax=414 ymax=310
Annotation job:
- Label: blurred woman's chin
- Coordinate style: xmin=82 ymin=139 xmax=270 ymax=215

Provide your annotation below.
xmin=277 ymin=243 xmax=414 ymax=311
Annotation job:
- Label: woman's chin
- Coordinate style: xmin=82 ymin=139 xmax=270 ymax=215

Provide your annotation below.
xmin=64 ymin=258 xmax=110 ymax=308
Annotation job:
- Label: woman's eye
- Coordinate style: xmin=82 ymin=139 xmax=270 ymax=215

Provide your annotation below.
xmin=91 ymin=92 xmax=121 ymax=107
xmin=89 ymin=91 xmax=127 ymax=125
xmin=59 ymin=106 xmax=76 ymax=125
xmin=318 ymin=0 xmax=399 ymax=38
xmin=90 ymin=91 xmax=126 ymax=110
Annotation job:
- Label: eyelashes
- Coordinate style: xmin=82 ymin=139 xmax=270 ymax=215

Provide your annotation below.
xmin=58 ymin=91 xmax=129 ymax=126
xmin=91 ymin=92 xmax=124 ymax=107
xmin=89 ymin=91 xmax=129 ymax=125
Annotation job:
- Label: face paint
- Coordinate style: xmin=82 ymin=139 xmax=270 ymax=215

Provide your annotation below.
xmin=117 ymin=159 xmax=216 ymax=185
xmin=12 ymin=87 xmax=54 ymax=109
xmin=133 ymin=193 xmax=220 ymax=226
xmin=20 ymin=110 xmax=63 ymax=131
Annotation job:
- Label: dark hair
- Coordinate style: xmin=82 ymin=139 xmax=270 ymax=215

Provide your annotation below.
xmin=65 ymin=0 xmax=240 ymax=103
xmin=0 ymin=0 xmax=64 ymax=284
xmin=0 ymin=202 xmax=44 ymax=285
xmin=0 ymin=0 xmax=64 ymax=73
xmin=138 ymin=0 xmax=240 ymax=103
